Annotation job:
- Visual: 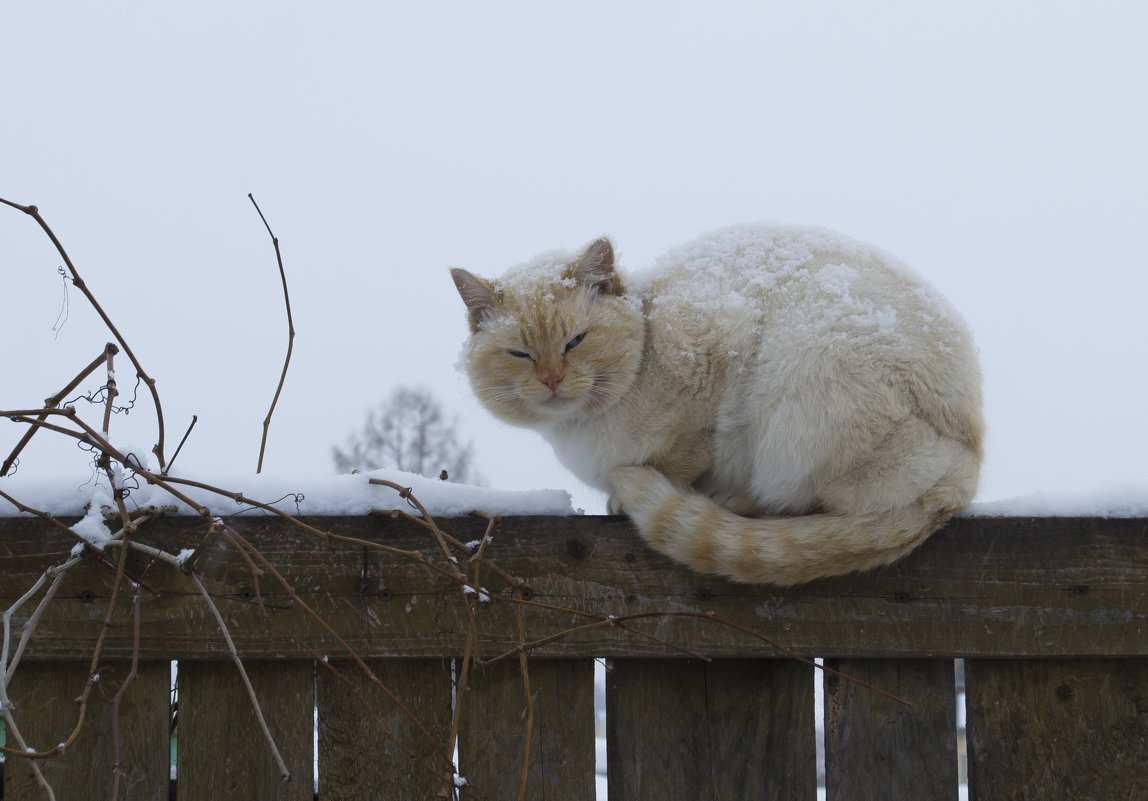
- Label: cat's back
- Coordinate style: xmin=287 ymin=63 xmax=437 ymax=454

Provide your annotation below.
xmin=630 ymin=222 xmax=981 ymax=450
xmin=634 ymin=222 xmax=973 ymax=356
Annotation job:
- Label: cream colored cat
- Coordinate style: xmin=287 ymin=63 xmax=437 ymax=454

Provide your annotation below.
xmin=451 ymin=223 xmax=983 ymax=585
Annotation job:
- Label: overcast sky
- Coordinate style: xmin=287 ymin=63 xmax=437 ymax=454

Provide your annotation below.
xmin=3 ymin=1 xmax=1146 ymax=513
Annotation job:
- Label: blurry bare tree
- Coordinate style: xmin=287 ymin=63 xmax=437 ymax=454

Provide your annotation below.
xmin=333 ymin=386 xmax=478 ymax=483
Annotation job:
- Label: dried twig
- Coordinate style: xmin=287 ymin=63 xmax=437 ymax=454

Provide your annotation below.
xmin=0 ymin=197 xmax=915 ymax=801
xmin=448 ymin=617 xmax=478 ymax=797
xmin=110 ymin=589 xmax=142 ymax=801
xmin=0 ymin=197 xmax=168 ymax=468
xmin=189 ymin=571 xmax=291 ymax=781
xmin=370 ymin=479 xmax=467 ymax=582
xmin=0 ymin=523 xmax=133 ymax=761
xmin=467 ymin=512 xmax=498 ymax=565
xmin=165 ymin=414 xmax=197 ymax=476
xmin=219 ymin=524 xmax=483 ymax=798
xmin=249 ymin=193 xmax=295 ymax=474
xmin=0 ymin=487 xmax=89 ymax=548
xmin=1 ymin=344 xmax=115 ymax=476
xmin=100 ymin=341 xmax=118 ymax=437
xmin=514 ymin=594 xmax=533 ymax=801
xmin=372 ymin=505 xmax=524 ymax=589
xmin=3 ymin=559 xmax=80 ymax=691
xmin=0 ymin=713 xmax=57 ymax=800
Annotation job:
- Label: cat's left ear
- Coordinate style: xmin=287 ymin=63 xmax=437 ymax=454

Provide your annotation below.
xmin=572 ymin=237 xmax=621 ymax=295
xmin=450 ymin=268 xmax=497 ymax=332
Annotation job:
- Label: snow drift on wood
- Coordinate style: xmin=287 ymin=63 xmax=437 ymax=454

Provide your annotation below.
xmin=0 ymin=469 xmax=576 ymax=519
xmin=965 ymin=483 xmax=1148 ymax=518
xmin=4 ymin=471 xmax=1146 ymax=521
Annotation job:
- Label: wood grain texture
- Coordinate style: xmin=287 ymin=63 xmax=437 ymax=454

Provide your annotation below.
xmin=1 ymin=515 xmax=1146 ymax=659
xmin=825 ymin=658 xmax=958 ymax=801
xmin=606 ymin=658 xmax=815 ymax=800
xmin=3 ymin=660 xmax=169 ymax=801
xmin=176 ymin=660 xmax=313 ymax=801
xmin=459 ymin=658 xmax=596 ymax=801
xmin=965 ymin=658 xmax=1148 ymax=801
xmin=5 ymin=514 xmax=1147 ymax=801
xmin=316 ymin=658 xmax=454 ymax=800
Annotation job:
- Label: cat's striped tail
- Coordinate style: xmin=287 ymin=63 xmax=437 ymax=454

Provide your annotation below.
xmin=609 ymin=466 xmax=963 ymax=586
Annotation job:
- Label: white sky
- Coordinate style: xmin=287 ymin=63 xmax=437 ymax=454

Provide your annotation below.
xmin=3 ymin=1 xmax=1146 ymax=514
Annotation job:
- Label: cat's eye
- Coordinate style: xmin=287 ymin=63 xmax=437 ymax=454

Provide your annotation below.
xmin=564 ymin=332 xmax=587 ymax=353
xmin=508 ymin=350 xmax=533 ymax=360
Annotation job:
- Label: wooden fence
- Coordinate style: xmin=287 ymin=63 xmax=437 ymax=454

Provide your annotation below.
xmin=1 ymin=514 xmax=1146 ymax=800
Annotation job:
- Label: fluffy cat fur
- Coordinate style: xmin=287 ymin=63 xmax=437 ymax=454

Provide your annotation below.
xmin=451 ymin=223 xmax=983 ymax=586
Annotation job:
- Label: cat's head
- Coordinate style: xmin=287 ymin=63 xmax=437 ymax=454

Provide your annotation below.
xmin=451 ymin=238 xmax=645 ymax=426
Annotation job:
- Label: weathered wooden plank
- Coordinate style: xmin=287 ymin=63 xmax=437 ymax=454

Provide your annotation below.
xmin=606 ymin=658 xmax=815 ymax=800
xmin=176 ymin=660 xmax=313 ymax=801
xmin=316 ymin=658 xmax=454 ymax=799
xmin=3 ymin=660 xmax=169 ymax=801
xmin=965 ymin=658 xmax=1148 ymax=800
xmin=824 ymin=658 xmax=958 ymax=801
xmin=458 ymin=658 xmax=596 ymax=801
xmin=2 ymin=515 xmax=1146 ymax=659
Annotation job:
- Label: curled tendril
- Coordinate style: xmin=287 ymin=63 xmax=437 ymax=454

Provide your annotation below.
xmin=223 ymin=493 xmax=307 ymax=519
xmin=115 ymin=469 xmax=142 ymax=499
xmin=65 ymin=374 xmax=141 ymax=417
xmin=52 ymin=265 xmax=70 ymax=336
xmin=266 ymin=492 xmax=306 ymax=514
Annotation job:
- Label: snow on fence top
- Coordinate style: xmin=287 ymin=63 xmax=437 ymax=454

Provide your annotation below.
xmin=0 ymin=468 xmax=576 ymax=520
xmin=3 ymin=467 xmax=1147 ymax=523
xmin=964 ymin=483 xmax=1148 ymax=518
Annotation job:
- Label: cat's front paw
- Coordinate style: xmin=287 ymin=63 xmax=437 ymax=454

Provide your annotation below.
xmin=606 ymin=492 xmax=626 ymax=516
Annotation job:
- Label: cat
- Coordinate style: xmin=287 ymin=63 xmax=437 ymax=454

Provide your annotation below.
xmin=451 ymin=223 xmax=983 ymax=585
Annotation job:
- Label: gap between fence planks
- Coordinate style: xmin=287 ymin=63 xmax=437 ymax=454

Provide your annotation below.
xmin=3 ymin=515 xmax=1147 ymax=801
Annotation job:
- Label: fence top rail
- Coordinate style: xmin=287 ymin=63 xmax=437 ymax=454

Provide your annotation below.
xmin=1 ymin=514 xmax=1145 ymax=661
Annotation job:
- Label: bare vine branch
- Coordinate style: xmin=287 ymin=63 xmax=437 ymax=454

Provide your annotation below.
xmin=248 ymin=193 xmax=295 ymax=474
xmin=110 ymin=589 xmax=142 ymax=801
xmin=0 ymin=197 xmax=168 ymax=468
xmin=514 ymin=594 xmax=533 ymax=801
xmin=0 ymin=196 xmax=913 ymax=801
xmin=1 ymin=344 xmax=116 ymax=476
xmin=165 ymin=414 xmax=197 ymax=476
xmin=189 ymin=571 xmax=291 ymax=781
xmin=99 ymin=342 xmax=118 ymax=438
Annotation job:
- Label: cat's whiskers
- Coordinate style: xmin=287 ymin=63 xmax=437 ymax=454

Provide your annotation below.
xmin=471 ymin=386 xmax=525 ymax=411
xmin=582 ymin=372 xmax=640 ymax=415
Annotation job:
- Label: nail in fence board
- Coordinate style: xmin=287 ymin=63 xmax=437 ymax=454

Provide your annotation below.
xmin=965 ymin=658 xmax=1148 ymax=800
xmin=825 ymin=658 xmax=958 ymax=801
xmin=606 ymin=658 xmax=815 ymax=800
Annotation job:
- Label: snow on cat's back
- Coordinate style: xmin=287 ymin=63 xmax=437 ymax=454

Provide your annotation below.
xmin=636 ymin=223 xmax=970 ymax=355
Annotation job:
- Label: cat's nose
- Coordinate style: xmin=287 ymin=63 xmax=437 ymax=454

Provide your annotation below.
xmin=541 ymin=373 xmax=564 ymax=392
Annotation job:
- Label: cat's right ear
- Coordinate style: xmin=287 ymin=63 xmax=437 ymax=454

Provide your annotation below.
xmin=450 ymin=268 xmax=497 ymax=332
